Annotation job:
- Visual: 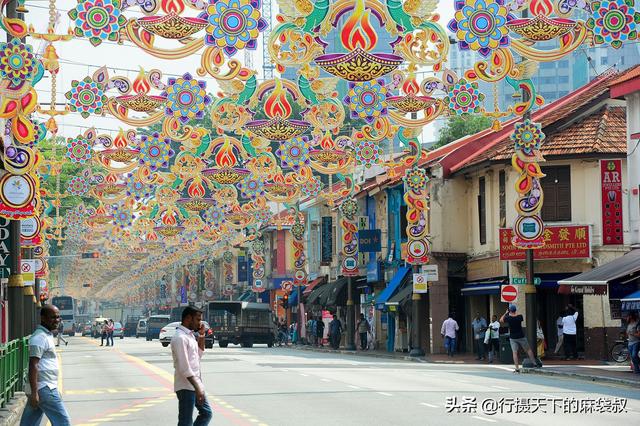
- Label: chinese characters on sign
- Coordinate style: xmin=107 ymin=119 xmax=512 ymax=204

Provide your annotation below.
xmin=445 ymin=396 xmax=627 ymax=415
xmin=601 ymin=160 xmax=623 ymax=245
xmin=499 ymin=226 xmax=591 ymax=261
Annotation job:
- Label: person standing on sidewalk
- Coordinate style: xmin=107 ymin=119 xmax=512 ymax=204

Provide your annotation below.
xmin=471 ymin=313 xmax=487 ymax=360
xmin=486 ymin=315 xmax=500 ymax=363
xmin=553 ymin=313 xmax=564 ymax=355
xmin=316 ymin=317 xmax=325 ymax=347
xmin=357 ymin=313 xmax=370 ymax=350
xmin=500 ymin=304 xmax=541 ymax=372
xmin=100 ymin=320 xmax=108 ymax=346
xmin=171 ymin=306 xmax=212 ymax=426
xmin=441 ymin=313 xmax=459 ymax=357
xmin=56 ymin=321 xmax=68 ymax=347
xmin=329 ymin=315 xmax=342 ymax=349
xmin=20 ymin=305 xmax=72 ymax=426
xmin=562 ymin=304 xmax=579 ymax=360
xmin=107 ymin=320 xmax=115 ymax=347
xmin=625 ymin=311 xmax=640 ymax=374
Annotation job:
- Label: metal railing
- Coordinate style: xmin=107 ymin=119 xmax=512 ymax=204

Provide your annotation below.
xmin=0 ymin=337 xmax=29 ymax=408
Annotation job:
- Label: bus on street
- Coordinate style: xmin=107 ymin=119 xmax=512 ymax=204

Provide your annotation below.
xmin=51 ymin=296 xmax=77 ymax=335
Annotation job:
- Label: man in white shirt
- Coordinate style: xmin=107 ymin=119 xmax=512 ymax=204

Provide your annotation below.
xmin=562 ymin=304 xmax=579 ymax=360
xmin=20 ymin=305 xmax=71 ymax=426
xmin=171 ymin=306 xmax=212 ymax=426
xmin=441 ymin=313 xmax=459 ymax=357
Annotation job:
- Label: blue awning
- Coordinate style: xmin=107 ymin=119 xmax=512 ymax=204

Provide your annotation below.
xmin=622 ymin=290 xmax=640 ymax=311
xmin=375 ymin=266 xmax=411 ymax=310
xmin=238 ymin=290 xmax=252 ymax=301
xmin=461 ymin=281 xmax=502 ymax=296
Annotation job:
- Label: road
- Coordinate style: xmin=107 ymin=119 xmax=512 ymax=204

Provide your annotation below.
xmin=54 ymin=336 xmax=638 ymax=426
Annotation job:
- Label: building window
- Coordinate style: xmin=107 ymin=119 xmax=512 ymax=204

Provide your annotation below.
xmin=601 ymin=56 xmax=608 ymax=66
xmin=558 ymin=76 xmax=569 ymax=84
xmin=558 ymin=60 xmax=569 ymax=68
xmin=478 ymin=176 xmax=486 ymax=245
xmin=499 ymin=170 xmax=506 ymax=228
xmin=541 ymin=166 xmax=571 ymax=221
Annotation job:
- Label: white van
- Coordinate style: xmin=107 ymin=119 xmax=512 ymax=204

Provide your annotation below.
xmin=136 ymin=318 xmax=148 ymax=338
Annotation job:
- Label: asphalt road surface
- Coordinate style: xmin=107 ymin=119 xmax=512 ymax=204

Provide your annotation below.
xmin=52 ymin=336 xmax=639 ymax=426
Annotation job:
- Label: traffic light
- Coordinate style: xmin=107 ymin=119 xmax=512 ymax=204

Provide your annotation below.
xmin=81 ymin=252 xmax=100 ymax=259
xmin=39 ymin=293 xmax=47 ymax=303
xmin=281 ymin=294 xmax=289 ymax=309
xmin=82 ymin=283 xmax=92 ymax=288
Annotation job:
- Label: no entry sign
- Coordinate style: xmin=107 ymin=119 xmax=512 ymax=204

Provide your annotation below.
xmin=501 ymin=284 xmax=518 ymax=303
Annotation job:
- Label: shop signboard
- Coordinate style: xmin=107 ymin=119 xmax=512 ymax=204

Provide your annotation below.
xmin=321 ymin=217 xmax=332 ymax=264
xmin=359 ymin=229 xmax=381 ymax=252
xmin=412 ymin=273 xmax=429 ymax=293
xmin=499 ymin=225 xmax=591 ymax=261
xmin=600 ymin=159 xmax=623 ymax=245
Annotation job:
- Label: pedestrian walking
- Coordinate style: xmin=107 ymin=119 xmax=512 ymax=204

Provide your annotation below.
xmin=107 ymin=320 xmax=115 ymax=346
xmin=328 ymin=315 xmax=342 ymax=349
xmin=316 ymin=317 xmax=325 ymax=347
xmin=625 ymin=311 xmax=640 ymax=374
xmin=310 ymin=318 xmax=317 ymax=346
xmin=562 ymin=304 xmax=579 ymax=360
xmin=357 ymin=313 xmax=370 ymax=350
xmin=553 ymin=314 xmax=564 ymax=355
xmin=20 ymin=305 xmax=72 ymax=426
xmin=500 ymin=304 xmax=541 ymax=372
xmin=171 ymin=306 xmax=212 ymax=426
xmin=471 ymin=312 xmax=487 ymax=360
xmin=486 ymin=315 xmax=500 ymax=363
xmin=441 ymin=313 xmax=459 ymax=357
xmin=100 ymin=320 xmax=108 ymax=346
xmin=56 ymin=321 xmax=68 ymax=347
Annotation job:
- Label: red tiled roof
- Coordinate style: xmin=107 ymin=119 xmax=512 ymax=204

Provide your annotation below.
xmin=610 ymin=64 xmax=640 ymax=98
xmin=442 ymin=68 xmax=629 ymax=175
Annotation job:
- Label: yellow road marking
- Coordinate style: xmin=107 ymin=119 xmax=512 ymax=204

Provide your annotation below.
xmin=89 ymin=418 xmax=113 ymax=421
xmin=107 ymin=413 xmax=129 ymax=417
xmin=122 ymin=408 xmax=143 ymax=412
xmin=65 ymin=386 xmax=167 ymax=395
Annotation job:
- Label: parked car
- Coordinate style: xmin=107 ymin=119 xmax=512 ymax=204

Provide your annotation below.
xmin=113 ymin=322 xmax=124 ymax=339
xmin=159 ymin=321 xmax=213 ymax=348
xmin=81 ymin=322 xmax=92 ymax=336
xmin=124 ymin=316 xmax=141 ymax=337
xmin=146 ymin=315 xmax=170 ymax=341
xmin=136 ymin=318 xmax=147 ymax=338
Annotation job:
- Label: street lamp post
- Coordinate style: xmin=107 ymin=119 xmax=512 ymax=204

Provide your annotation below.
xmin=345 ymin=276 xmax=355 ymax=350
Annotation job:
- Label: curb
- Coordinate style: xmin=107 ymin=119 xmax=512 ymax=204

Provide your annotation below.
xmin=0 ymin=392 xmax=26 ymax=426
xmin=522 ymin=368 xmax=640 ymax=388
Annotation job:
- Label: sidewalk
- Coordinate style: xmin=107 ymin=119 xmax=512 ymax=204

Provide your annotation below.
xmin=287 ymin=344 xmax=640 ymax=387
xmin=0 ymin=392 xmax=26 ymax=426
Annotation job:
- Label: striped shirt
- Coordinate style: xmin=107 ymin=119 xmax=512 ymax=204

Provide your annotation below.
xmin=28 ymin=325 xmax=59 ymax=391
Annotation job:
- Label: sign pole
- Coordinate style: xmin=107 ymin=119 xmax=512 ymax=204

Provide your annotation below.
xmin=409 ymin=264 xmax=425 ymax=357
xmin=345 ymin=276 xmax=355 ymax=350
xmin=22 ymin=248 xmax=35 ymax=333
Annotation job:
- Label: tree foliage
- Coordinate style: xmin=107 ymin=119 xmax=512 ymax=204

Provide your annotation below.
xmin=435 ymin=115 xmax=493 ymax=148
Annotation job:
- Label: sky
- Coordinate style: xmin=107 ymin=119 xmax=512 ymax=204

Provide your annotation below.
xmin=27 ymin=1 xmax=457 ymax=142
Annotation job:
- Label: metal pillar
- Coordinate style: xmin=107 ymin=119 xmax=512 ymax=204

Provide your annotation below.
xmin=525 ymin=249 xmax=537 ymax=351
xmin=8 ymin=221 xmax=23 ymax=339
xmin=296 ymin=283 xmax=301 ymax=344
xmin=345 ymin=276 xmax=356 ymax=350
xmin=409 ymin=265 xmax=425 ymax=357
xmin=23 ymin=248 xmax=35 ymax=333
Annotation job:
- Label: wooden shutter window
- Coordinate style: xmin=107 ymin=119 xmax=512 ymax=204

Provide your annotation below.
xmin=478 ymin=176 xmax=486 ymax=245
xmin=541 ymin=166 xmax=571 ymax=222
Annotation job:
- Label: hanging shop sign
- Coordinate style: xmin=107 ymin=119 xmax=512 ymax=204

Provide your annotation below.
xmin=20 ymin=216 xmax=42 ymax=246
xmin=321 ymin=216 xmax=333 ymax=265
xmin=600 ymin=160 xmax=623 ymax=245
xmin=20 ymin=259 xmax=35 ymax=286
xmin=499 ymin=225 xmax=591 ymax=261
xmin=412 ymin=273 xmax=429 ymax=294
xmin=358 ymin=229 xmax=381 ymax=252
xmin=421 ymin=265 xmax=439 ymax=282
xmin=0 ymin=218 xmax=12 ymax=278
xmin=0 ymin=173 xmax=38 ymax=219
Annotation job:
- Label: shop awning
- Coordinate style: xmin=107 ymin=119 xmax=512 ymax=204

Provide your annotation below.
xmin=305 ymin=282 xmax=331 ymax=305
xmin=375 ymin=266 xmax=411 ymax=309
xmin=325 ymin=277 xmax=349 ymax=307
xmin=237 ymin=290 xmax=252 ymax=301
xmin=622 ymin=290 xmax=640 ymax=311
xmin=461 ymin=281 xmax=503 ymax=296
xmin=303 ymin=277 xmax=325 ymax=295
xmin=558 ymin=249 xmax=640 ymax=294
xmin=386 ymin=283 xmax=412 ymax=306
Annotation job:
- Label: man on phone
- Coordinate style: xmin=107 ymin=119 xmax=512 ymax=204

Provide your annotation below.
xmin=171 ymin=306 xmax=212 ymax=426
xmin=500 ymin=304 xmax=541 ymax=372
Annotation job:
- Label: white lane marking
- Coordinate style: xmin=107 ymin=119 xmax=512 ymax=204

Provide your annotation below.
xmin=472 ymin=416 xmax=497 ymax=423
xmin=490 ymin=385 xmax=510 ymax=390
xmin=299 ymin=374 xmax=308 ymax=377
xmin=540 ymin=393 xmax=558 ymax=398
xmin=348 ymin=385 xmax=360 ymax=389
xmin=321 ymin=378 xmax=331 ymax=382
xmin=420 ymin=403 xmax=438 ymax=408
xmin=377 ymin=392 xmax=393 ymax=396
xmin=281 ymin=369 xmax=289 ymax=372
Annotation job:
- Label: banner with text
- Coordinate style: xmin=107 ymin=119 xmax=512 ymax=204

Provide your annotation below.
xmin=499 ymin=225 xmax=591 ymax=261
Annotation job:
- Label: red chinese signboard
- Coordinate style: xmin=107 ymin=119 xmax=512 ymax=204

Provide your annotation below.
xmin=499 ymin=225 xmax=591 ymax=261
xmin=601 ymin=159 xmax=623 ymax=245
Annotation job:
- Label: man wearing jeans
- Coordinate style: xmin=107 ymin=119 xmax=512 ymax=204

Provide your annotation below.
xmin=20 ymin=305 xmax=71 ymax=426
xmin=171 ymin=306 xmax=212 ymax=426
xmin=441 ymin=313 xmax=459 ymax=357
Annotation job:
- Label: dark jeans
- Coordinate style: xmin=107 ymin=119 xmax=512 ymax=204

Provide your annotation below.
xmin=563 ymin=333 xmax=578 ymax=359
xmin=444 ymin=336 xmax=456 ymax=356
xmin=359 ymin=332 xmax=368 ymax=350
xmin=177 ymin=389 xmax=212 ymax=426
xmin=330 ymin=332 xmax=341 ymax=349
xmin=474 ymin=338 xmax=485 ymax=359
xmin=101 ymin=332 xmax=107 ymax=345
xmin=107 ymin=332 xmax=114 ymax=346
xmin=628 ymin=341 xmax=640 ymax=374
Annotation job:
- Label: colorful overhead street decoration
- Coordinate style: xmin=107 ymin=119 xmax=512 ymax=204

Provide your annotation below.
xmin=0 ymin=0 xmax=630 ymax=302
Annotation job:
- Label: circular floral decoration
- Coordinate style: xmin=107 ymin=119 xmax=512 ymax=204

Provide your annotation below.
xmin=447 ymin=79 xmax=484 ymax=115
xmin=300 ymin=176 xmax=323 ymax=198
xmin=125 ymin=173 xmax=153 ymax=200
xmin=339 ymin=198 xmax=358 ymax=219
xmin=252 ymin=238 xmax=265 ymax=253
xmin=276 ymin=137 xmax=310 ymax=171
xmin=355 ymin=140 xmax=380 ymax=168
xmin=237 ymin=173 xmax=265 ymax=200
xmin=254 ymin=208 xmax=272 ymax=223
xmin=65 ymin=76 xmax=108 ymax=118
xmin=65 ymin=207 xmax=86 ymax=227
xmin=66 ymin=135 xmax=93 ymax=163
xmin=65 ymin=226 xmax=83 ymax=241
xmin=587 ymin=0 xmax=640 ymax=48
xmin=0 ymin=39 xmax=37 ymax=88
xmin=511 ymin=119 xmax=545 ymax=155
xmin=139 ymin=133 xmax=174 ymax=171
xmin=69 ymin=0 xmax=126 ymax=47
xmin=202 ymin=205 xmax=225 ymax=226
xmin=223 ymin=250 xmax=233 ymax=263
xmin=404 ymin=166 xmax=429 ymax=192
xmin=448 ymin=0 xmax=513 ymax=57
xmin=344 ymin=79 xmax=388 ymax=124
xmin=68 ymin=176 xmax=90 ymax=196
xmin=112 ymin=205 xmax=133 ymax=229
xmin=200 ymin=0 xmax=268 ymax=56
xmin=162 ymin=73 xmax=212 ymax=124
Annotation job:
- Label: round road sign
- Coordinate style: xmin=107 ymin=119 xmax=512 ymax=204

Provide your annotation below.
xmin=501 ymin=284 xmax=518 ymax=303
